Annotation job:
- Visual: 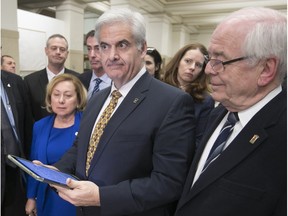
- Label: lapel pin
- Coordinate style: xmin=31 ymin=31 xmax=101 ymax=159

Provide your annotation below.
xmin=249 ymin=135 xmax=259 ymax=144
xmin=7 ymin=84 xmax=11 ymax=87
xmin=133 ymin=98 xmax=139 ymax=104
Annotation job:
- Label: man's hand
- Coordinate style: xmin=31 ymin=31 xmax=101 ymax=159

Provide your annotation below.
xmin=50 ymin=178 xmax=100 ymax=207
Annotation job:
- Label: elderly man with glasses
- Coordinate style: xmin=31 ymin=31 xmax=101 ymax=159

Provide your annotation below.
xmin=175 ymin=7 xmax=286 ymax=216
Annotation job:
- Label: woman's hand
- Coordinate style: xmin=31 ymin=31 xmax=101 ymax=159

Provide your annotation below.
xmin=25 ymin=198 xmax=37 ymax=216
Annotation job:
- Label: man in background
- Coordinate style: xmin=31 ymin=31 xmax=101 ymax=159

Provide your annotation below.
xmin=1 ymin=55 xmax=16 ymax=73
xmin=24 ymin=34 xmax=79 ymax=121
xmin=1 ymin=70 xmax=33 ymax=216
xmin=79 ymin=30 xmax=111 ymax=100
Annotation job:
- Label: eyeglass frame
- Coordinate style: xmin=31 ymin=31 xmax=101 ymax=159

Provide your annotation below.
xmin=207 ymin=56 xmax=249 ymax=72
xmin=147 ymin=47 xmax=156 ymax=51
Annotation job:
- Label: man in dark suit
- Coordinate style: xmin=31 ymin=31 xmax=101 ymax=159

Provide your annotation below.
xmin=79 ymin=30 xmax=111 ymax=100
xmin=24 ymin=34 xmax=79 ymax=121
xmin=174 ymin=7 xmax=287 ymax=216
xmin=1 ymin=70 xmax=33 ymax=215
xmin=50 ymin=8 xmax=195 ymax=216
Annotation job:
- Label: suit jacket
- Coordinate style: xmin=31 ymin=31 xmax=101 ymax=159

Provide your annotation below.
xmin=194 ymin=94 xmax=214 ymax=146
xmin=1 ymin=70 xmax=33 ymax=214
xmin=78 ymin=70 xmax=92 ymax=90
xmin=24 ymin=68 xmax=79 ymax=121
xmin=175 ymin=89 xmax=287 ymax=216
xmin=1 ymin=70 xmax=33 ymax=157
xmin=55 ymin=72 xmax=196 ymax=216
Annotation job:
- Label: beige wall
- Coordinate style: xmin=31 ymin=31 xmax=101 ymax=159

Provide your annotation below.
xmin=1 ymin=29 xmax=20 ymax=75
xmin=66 ymin=49 xmax=84 ymax=73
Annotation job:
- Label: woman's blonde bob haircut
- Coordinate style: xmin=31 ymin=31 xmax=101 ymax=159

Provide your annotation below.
xmin=45 ymin=73 xmax=87 ymax=113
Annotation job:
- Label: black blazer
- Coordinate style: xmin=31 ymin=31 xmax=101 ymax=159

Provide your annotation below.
xmin=78 ymin=70 xmax=92 ymax=90
xmin=55 ymin=72 xmax=196 ymax=216
xmin=1 ymin=70 xmax=33 ymax=210
xmin=175 ymin=89 xmax=287 ymax=216
xmin=24 ymin=68 xmax=79 ymax=121
xmin=1 ymin=70 xmax=33 ymax=156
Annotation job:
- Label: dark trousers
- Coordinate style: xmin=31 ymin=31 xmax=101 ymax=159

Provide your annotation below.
xmin=1 ymin=166 xmax=26 ymax=216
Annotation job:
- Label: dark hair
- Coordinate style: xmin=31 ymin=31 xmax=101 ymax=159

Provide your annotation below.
xmin=1 ymin=55 xmax=14 ymax=65
xmin=146 ymin=47 xmax=162 ymax=79
xmin=163 ymin=43 xmax=210 ymax=103
xmin=85 ymin=30 xmax=95 ymax=45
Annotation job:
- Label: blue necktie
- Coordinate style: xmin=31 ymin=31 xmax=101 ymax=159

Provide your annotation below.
xmin=202 ymin=112 xmax=239 ymax=172
xmin=92 ymin=78 xmax=102 ymax=96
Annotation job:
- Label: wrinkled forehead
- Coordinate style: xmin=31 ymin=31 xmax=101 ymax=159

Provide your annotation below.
xmin=3 ymin=56 xmax=14 ymax=63
xmin=47 ymin=37 xmax=68 ymax=48
xmin=208 ymin=21 xmax=248 ymax=57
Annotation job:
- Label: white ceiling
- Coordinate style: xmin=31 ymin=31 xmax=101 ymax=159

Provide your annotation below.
xmin=18 ymin=0 xmax=287 ymax=33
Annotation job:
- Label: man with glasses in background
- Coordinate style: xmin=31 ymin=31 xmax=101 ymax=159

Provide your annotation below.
xmin=24 ymin=34 xmax=79 ymax=121
xmin=175 ymin=7 xmax=286 ymax=216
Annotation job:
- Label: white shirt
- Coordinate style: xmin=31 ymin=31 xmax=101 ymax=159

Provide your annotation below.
xmin=87 ymin=72 xmax=111 ymax=99
xmin=192 ymin=85 xmax=282 ymax=186
xmin=90 ymin=67 xmax=146 ymax=135
xmin=46 ymin=67 xmax=65 ymax=82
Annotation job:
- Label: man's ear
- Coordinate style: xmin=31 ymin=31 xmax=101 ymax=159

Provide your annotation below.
xmin=258 ymin=57 xmax=279 ymax=86
xmin=45 ymin=47 xmax=48 ymax=56
xmin=141 ymin=42 xmax=147 ymax=57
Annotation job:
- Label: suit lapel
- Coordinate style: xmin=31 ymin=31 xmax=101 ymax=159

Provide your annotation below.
xmin=180 ymin=107 xmax=227 ymax=198
xmin=1 ymin=74 xmax=21 ymax=137
xmin=189 ymin=125 xmax=267 ymax=198
xmin=87 ymin=73 xmax=151 ymax=176
xmin=178 ymin=90 xmax=286 ymax=209
xmin=78 ymin=87 xmax=110 ymax=175
xmin=39 ymin=69 xmax=49 ymax=95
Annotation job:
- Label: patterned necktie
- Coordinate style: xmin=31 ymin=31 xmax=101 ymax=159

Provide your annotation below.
xmin=92 ymin=78 xmax=102 ymax=96
xmin=202 ymin=112 xmax=239 ymax=173
xmin=86 ymin=90 xmax=122 ymax=176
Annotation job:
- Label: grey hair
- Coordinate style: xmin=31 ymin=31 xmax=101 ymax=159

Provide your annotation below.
xmin=222 ymin=7 xmax=287 ymax=82
xmin=94 ymin=8 xmax=146 ymax=51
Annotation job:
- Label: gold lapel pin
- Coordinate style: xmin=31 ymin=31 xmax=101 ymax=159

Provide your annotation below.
xmin=249 ymin=135 xmax=259 ymax=144
xmin=133 ymin=98 xmax=139 ymax=104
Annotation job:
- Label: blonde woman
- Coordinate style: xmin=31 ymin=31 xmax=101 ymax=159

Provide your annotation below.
xmin=25 ymin=74 xmax=87 ymax=216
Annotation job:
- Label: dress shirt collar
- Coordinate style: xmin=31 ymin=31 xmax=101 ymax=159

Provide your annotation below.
xmin=110 ymin=66 xmax=146 ymax=98
xmin=238 ymin=85 xmax=282 ymax=127
xmin=46 ymin=67 xmax=65 ymax=82
xmin=91 ymin=71 xmax=111 ymax=85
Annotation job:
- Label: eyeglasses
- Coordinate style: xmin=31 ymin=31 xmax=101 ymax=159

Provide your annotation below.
xmin=147 ymin=47 xmax=156 ymax=51
xmin=207 ymin=56 xmax=249 ymax=72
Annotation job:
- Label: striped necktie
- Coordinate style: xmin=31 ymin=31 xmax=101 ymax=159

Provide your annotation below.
xmin=202 ymin=112 xmax=239 ymax=173
xmin=92 ymin=78 xmax=102 ymax=96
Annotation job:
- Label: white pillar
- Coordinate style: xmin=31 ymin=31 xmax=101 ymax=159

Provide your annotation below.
xmin=1 ymin=0 xmax=20 ymax=74
xmin=56 ymin=0 xmax=85 ymax=73
xmin=172 ymin=24 xmax=191 ymax=55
